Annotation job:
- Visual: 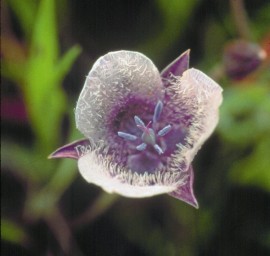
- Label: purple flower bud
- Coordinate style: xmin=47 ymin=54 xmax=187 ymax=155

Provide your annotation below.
xmin=50 ymin=50 xmax=223 ymax=208
xmin=223 ymin=40 xmax=266 ymax=80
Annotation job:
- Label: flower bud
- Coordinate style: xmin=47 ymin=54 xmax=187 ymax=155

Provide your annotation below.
xmin=223 ymin=40 xmax=266 ymax=80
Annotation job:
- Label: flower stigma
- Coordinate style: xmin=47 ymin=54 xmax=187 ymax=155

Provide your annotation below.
xmin=117 ymin=100 xmax=172 ymax=155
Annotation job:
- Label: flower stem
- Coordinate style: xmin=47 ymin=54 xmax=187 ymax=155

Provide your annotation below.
xmin=230 ymin=0 xmax=252 ymax=39
xmin=71 ymin=193 xmax=119 ymax=229
xmin=45 ymin=207 xmax=84 ymax=255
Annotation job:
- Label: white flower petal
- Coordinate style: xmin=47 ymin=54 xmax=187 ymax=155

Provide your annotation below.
xmin=75 ymin=51 xmax=164 ymax=142
xmin=166 ymin=68 xmax=223 ymax=172
xmin=78 ymin=152 xmax=176 ymax=198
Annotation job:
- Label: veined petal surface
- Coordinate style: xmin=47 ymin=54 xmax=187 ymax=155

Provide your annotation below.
xmin=164 ymin=68 xmax=223 ymax=173
xmin=75 ymin=51 xmax=164 ymax=143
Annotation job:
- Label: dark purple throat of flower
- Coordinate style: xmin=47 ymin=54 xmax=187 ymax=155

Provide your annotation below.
xmin=117 ymin=100 xmax=172 ymax=155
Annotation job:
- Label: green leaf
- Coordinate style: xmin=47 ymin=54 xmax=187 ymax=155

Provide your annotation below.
xmin=218 ymin=86 xmax=270 ymax=146
xmin=1 ymin=219 xmax=29 ymax=245
xmin=55 ymin=45 xmax=82 ymax=82
xmin=28 ymin=0 xmax=58 ymax=64
xmin=1 ymin=141 xmax=56 ymax=182
xmin=229 ymin=136 xmax=270 ymax=192
xmin=22 ymin=0 xmax=59 ymax=152
xmin=24 ymin=119 xmax=81 ymax=219
xmin=252 ymin=3 xmax=270 ymax=39
xmin=21 ymin=0 xmax=80 ymax=152
xmin=6 ymin=0 xmax=38 ymax=39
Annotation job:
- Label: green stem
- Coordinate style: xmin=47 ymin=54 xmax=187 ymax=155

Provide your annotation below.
xmin=72 ymin=193 xmax=119 ymax=228
xmin=230 ymin=0 xmax=252 ymax=39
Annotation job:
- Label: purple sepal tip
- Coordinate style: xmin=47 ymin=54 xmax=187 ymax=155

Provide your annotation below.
xmin=161 ymin=49 xmax=190 ymax=82
xmin=169 ymin=166 xmax=199 ymax=209
xmin=48 ymin=139 xmax=91 ymax=160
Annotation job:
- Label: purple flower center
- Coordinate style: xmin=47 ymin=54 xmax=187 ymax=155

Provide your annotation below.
xmin=117 ymin=100 xmax=172 ymax=155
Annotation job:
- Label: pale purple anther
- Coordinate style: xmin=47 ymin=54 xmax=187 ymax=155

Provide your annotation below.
xmin=153 ymin=100 xmax=163 ymax=123
xmin=158 ymin=125 xmax=172 ymax=137
xmin=154 ymin=144 xmax=163 ymax=155
xmin=136 ymin=143 xmax=147 ymax=151
xmin=134 ymin=115 xmax=145 ymax=127
xmin=117 ymin=132 xmax=137 ymax=141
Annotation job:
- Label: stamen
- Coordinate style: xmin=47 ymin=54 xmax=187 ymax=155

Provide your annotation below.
xmin=136 ymin=143 xmax=147 ymax=151
xmin=154 ymin=144 xmax=163 ymax=155
xmin=117 ymin=132 xmax=137 ymax=141
xmin=118 ymin=101 xmax=171 ymax=156
xmin=158 ymin=125 xmax=172 ymax=137
xmin=153 ymin=100 xmax=163 ymax=123
xmin=134 ymin=116 xmax=145 ymax=127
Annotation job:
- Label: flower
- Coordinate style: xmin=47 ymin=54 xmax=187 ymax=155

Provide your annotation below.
xmin=50 ymin=50 xmax=223 ymax=208
xmin=223 ymin=40 xmax=267 ymax=80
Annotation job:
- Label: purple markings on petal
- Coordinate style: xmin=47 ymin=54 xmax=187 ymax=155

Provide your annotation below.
xmin=158 ymin=125 xmax=172 ymax=137
xmin=169 ymin=166 xmax=198 ymax=209
xmin=161 ymin=49 xmax=190 ymax=82
xmin=117 ymin=132 xmax=137 ymax=141
xmin=48 ymin=139 xmax=91 ymax=160
xmin=153 ymin=100 xmax=163 ymax=123
xmin=127 ymin=153 xmax=163 ymax=174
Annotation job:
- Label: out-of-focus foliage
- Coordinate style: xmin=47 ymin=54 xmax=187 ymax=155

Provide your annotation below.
xmin=1 ymin=0 xmax=270 ymax=255
xmin=218 ymin=75 xmax=270 ymax=192
xmin=4 ymin=0 xmax=81 ymax=153
xmin=1 ymin=219 xmax=29 ymax=245
xmin=141 ymin=0 xmax=197 ymax=61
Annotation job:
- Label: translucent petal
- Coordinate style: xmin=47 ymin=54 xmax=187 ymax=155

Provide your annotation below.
xmin=78 ymin=152 xmax=176 ymax=198
xmin=165 ymin=68 xmax=223 ymax=173
xmin=75 ymin=51 xmax=164 ymax=143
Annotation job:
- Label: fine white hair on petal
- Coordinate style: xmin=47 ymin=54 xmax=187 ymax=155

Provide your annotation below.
xmin=166 ymin=68 xmax=223 ymax=173
xmin=75 ymin=51 xmax=164 ymax=143
xmin=77 ymin=150 xmax=183 ymax=198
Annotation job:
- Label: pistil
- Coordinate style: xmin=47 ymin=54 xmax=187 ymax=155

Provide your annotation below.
xmin=118 ymin=101 xmax=172 ymax=155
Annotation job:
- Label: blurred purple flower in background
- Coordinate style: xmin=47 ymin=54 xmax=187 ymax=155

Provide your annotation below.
xmin=50 ymin=50 xmax=223 ymax=208
xmin=223 ymin=40 xmax=267 ymax=80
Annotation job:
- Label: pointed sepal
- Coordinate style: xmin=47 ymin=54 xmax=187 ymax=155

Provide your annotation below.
xmin=48 ymin=139 xmax=91 ymax=160
xmin=161 ymin=49 xmax=190 ymax=82
xmin=169 ymin=166 xmax=199 ymax=209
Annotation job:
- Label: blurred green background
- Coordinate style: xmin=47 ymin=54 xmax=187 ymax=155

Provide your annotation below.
xmin=1 ymin=0 xmax=270 ymax=255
